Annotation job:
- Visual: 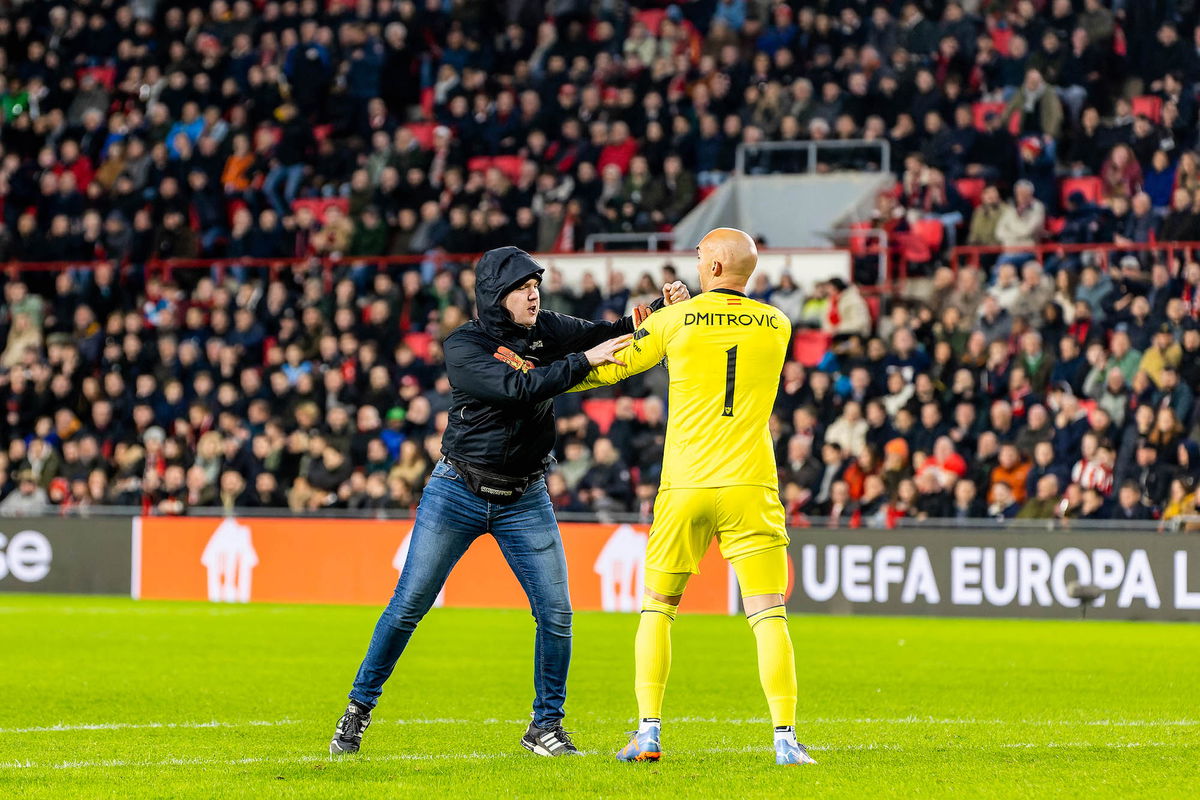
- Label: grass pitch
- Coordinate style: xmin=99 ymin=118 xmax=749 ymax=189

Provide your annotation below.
xmin=0 ymin=595 xmax=1197 ymax=799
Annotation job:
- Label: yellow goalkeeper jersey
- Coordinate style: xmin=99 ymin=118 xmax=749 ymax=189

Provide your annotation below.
xmin=571 ymin=288 xmax=791 ymax=490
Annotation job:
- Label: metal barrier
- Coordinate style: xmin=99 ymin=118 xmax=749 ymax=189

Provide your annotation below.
xmin=583 ymin=231 xmax=676 ymax=253
xmin=822 ymin=226 xmax=889 ymax=287
xmin=949 ymin=240 xmax=1200 ymax=272
xmin=734 ymin=139 xmax=891 ymax=176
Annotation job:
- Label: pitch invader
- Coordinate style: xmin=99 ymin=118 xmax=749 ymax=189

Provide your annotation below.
xmin=571 ymin=228 xmax=816 ymax=765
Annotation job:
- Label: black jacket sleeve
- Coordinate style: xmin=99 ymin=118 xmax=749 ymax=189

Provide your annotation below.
xmin=541 ymin=298 xmax=665 ymax=352
xmin=444 ymin=332 xmax=592 ymax=409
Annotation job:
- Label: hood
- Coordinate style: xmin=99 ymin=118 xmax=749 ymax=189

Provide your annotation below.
xmin=475 ymin=246 xmax=545 ymax=339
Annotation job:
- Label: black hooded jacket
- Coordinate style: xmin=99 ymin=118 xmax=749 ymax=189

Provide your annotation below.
xmin=440 ymin=247 xmax=656 ymax=477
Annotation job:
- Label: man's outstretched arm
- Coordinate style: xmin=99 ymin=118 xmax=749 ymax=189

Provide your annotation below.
xmin=546 ymin=282 xmax=689 ymax=352
xmin=568 ymin=313 xmax=669 ymax=392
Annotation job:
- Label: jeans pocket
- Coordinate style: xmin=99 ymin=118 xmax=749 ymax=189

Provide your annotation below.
xmin=432 ymin=460 xmax=460 ymax=482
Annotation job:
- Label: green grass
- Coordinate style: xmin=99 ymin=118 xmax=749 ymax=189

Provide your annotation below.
xmin=0 ymin=596 xmax=1197 ymax=799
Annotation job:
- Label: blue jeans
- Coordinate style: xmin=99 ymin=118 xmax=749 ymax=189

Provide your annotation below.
xmin=263 ymin=163 xmax=305 ymax=216
xmin=349 ymin=460 xmax=572 ymax=727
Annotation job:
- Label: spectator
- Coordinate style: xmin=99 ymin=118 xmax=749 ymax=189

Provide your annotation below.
xmin=0 ymin=471 xmax=51 ymax=516
xmin=1072 ymin=436 xmax=1115 ymax=496
xmin=966 ymin=185 xmax=1004 ymax=247
xmin=1017 ymin=474 xmax=1062 ymax=519
xmin=1005 ymin=69 xmax=1064 ymax=141
xmin=825 ymin=401 xmax=868 ymax=456
xmin=1101 ymin=144 xmax=1143 ymax=199
xmin=950 ymin=479 xmax=986 ymax=519
xmin=989 ymin=443 xmax=1032 ymax=504
xmin=995 ymin=180 xmax=1046 ymax=263
xmin=822 ymin=279 xmax=872 ymax=339
xmin=987 ymin=482 xmax=1021 ymax=519
xmin=1111 ymin=480 xmax=1152 ymax=520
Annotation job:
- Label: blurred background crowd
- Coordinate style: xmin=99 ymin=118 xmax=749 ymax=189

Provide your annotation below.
xmin=2 ymin=0 xmax=1200 ymax=525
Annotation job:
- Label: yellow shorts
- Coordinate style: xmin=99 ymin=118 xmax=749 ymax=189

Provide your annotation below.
xmin=647 ymin=485 xmax=789 ymax=575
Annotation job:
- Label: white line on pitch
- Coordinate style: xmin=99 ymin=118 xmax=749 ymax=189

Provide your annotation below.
xmin=0 ymin=719 xmax=301 ymax=734
xmin=1 ymin=742 xmax=1190 ymax=771
xmin=7 ymin=716 xmax=1198 ymax=736
xmin=371 ymin=715 xmax=1200 ymax=728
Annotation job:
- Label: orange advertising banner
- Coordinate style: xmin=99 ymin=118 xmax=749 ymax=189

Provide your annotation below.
xmin=133 ymin=517 xmax=736 ymax=614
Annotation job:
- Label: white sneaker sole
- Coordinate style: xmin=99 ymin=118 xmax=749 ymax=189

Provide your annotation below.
xmin=330 ymin=739 xmax=359 ymax=755
xmin=521 ymin=739 xmax=555 ymax=757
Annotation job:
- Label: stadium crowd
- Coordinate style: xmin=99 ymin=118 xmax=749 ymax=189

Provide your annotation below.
xmin=3 ymin=0 xmax=1200 ymax=524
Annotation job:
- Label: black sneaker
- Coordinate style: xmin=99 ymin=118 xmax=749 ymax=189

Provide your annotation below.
xmin=521 ymin=720 xmax=580 ymax=757
xmin=329 ymin=701 xmax=372 ymax=754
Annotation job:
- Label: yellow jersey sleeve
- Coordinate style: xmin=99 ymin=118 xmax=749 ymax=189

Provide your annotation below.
xmin=568 ymin=306 xmax=673 ymax=392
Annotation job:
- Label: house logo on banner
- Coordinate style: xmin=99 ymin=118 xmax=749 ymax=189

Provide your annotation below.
xmin=393 ymin=532 xmax=444 ymax=608
xmin=200 ymin=518 xmax=258 ymax=603
xmin=593 ymin=524 xmax=647 ymax=612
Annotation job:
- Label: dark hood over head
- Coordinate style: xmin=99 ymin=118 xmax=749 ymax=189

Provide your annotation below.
xmin=474 ymin=246 xmax=545 ymax=338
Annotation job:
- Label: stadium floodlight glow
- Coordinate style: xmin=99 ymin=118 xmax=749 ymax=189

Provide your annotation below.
xmin=1067 ymin=581 xmax=1103 ymax=620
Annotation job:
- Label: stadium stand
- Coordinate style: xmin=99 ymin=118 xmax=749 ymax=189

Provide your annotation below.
xmin=3 ymin=1 xmax=1200 ymax=527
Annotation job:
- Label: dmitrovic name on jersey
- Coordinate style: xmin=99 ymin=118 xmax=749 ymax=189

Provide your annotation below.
xmin=681 ymin=310 xmax=783 ymax=328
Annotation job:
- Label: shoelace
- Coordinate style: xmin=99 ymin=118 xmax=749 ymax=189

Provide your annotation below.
xmin=544 ymin=723 xmax=576 ymax=748
xmin=340 ymin=709 xmax=367 ymax=737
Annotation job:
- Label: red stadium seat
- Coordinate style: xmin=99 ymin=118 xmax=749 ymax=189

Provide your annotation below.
xmin=581 ymin=398 xmax=618 ymax=434
xmin=955 ymin=177 xmax=986 ymax=208
xmin=635 ymin=8 xmax=667 ymax=34
xmin=403 ymin=332 xmax=433 ymax=361
xmin=420 ymin=87 xmax=435 ymax=119
xmin=848 ymin=221 xmax=873 ymax=257
xmin=78 ymin=65 xmax=116 ymax=90
xmin=312 ymin=124 xmax=333 ymax=143
xmin=791 ymin=330 xmax=831 ymax=367
xmin=911 ymin=218 xmax=945 ymax=253
xmin=1045 ymin=216 xmax=1067 ymax=236
xmin=898 ymin=231 xmax=932 ymax=265
xmin=864 ymin=294 xmax=881 ymax=323
xmin=467 ymin=156 xmax=492 ymax=175
xmin=971 ymin=101 xmax=1020 ymax=134
xmin=406 ymin=122 xmax=438 ymax=149
xmin=490 ymin=155 xmax=525 ymax=183
xmin=226 ymin=198 xmax=249 ymax=226
xmin=990 ymin=24 xmax=1014 ymax=56
xmin=1059 ymin=176 xmax=1104 ymax=208
xmin=291 ymin=197 xmax=349 ymax=223
xmin=1132 ymin=95 xmax=1163 ymax=124
xmin=972 ymin=101 xmax=1006 ymax=131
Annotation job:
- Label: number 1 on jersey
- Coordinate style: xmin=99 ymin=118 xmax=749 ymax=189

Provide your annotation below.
xmin=722 ymin=345 xmax=737 ymax=417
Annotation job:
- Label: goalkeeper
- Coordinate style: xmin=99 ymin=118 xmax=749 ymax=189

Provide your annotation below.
xmin=571 ymin=228 xmax=816 ymax=766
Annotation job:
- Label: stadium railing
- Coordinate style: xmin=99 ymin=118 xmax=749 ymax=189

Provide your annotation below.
xmin=823 ymin=226 xmax=890 ymax=287
xmin=0 ymin=249 xmax=856 ymax=298
xmin=583 ymin=231 xmax=676 ymax=252
xmin=733 ymin=139 xmax=892 ymax=176
xmin=948 ymin=240 xmax=1200 ymax=272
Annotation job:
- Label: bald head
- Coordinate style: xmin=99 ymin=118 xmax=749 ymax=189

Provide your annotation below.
xmin=696 ymin=227 xmax=758 ymax=292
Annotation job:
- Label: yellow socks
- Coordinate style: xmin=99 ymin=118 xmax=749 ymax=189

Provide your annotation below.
xmin=747 ymin=605 xmax=797 ymax=728
xmin=634 ymin=596 xmax=677 ymax=720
